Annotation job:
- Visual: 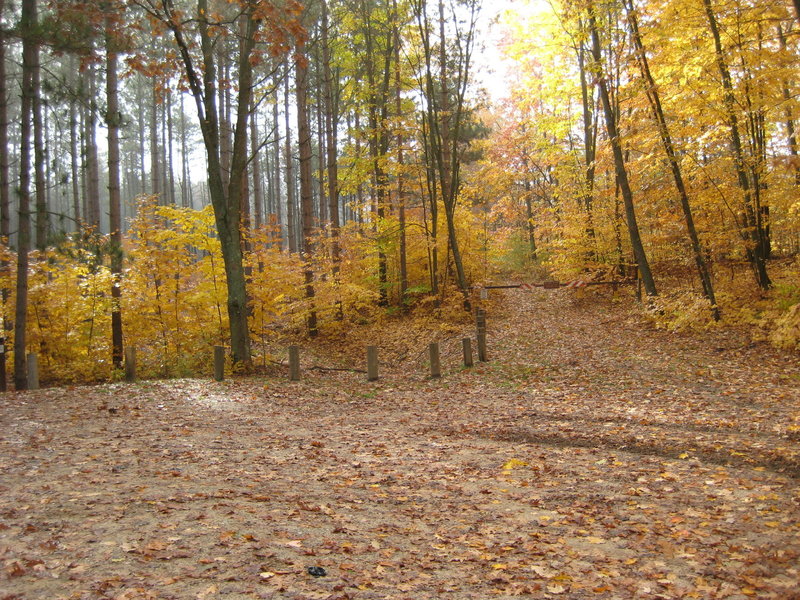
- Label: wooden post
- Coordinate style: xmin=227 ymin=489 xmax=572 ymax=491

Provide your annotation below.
xmin=477 ymin=332 xmax=487 ymax=362
xmin=476 ymin=308 xmax=488 ymax=362
xmin=213 ymin=345 xmax=225 ymax=381
xmin=0 ymin=336 xmax=6 ymax=392
xmin=429 ymin=342 xmax=441 ymax=379
xmin=27 ymin=353 xmax=39 ymax=390
xmin=480 ymin=288 xmax=488 ymax=301
xmin=288 ymin=345 xmax=300 ymax=381
xmin=366 ymin=345 xmax=379 ymax=381
xmin=124 ymin=347 xmax=136 ymax=382
xmin=462 ymin=338 xmax=473 ymax=368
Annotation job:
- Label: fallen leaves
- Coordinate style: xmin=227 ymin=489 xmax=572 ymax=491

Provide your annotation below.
xmin=501 ymin=458 xmax=528 ymax=471
xmin=1 ymin=290 xmax=798 ymax=598
xmin=584 ymin=536 xmax=605 ymax=544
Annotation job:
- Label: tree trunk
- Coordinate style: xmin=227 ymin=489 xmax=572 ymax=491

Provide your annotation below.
xmin=702 ymin=0 xmax=770 ymax=289
xmin=421 ymin=113 xmax=439 ymax=295
xmin=219 ymin=42 xmax=232 ymax=189
xmin=577 ymin=31 xmax=597 ymax=254
xmin=106 ymin=15 xmax=124 ymax=369
xmin=361 ymin=0 xmax=393 ymax=306
xmin=0 ymin=0 xmax=9 ymax=373
xmin=353 ymin=111 xmax=366 ymax=233
xmin=150 ymin=77 xmax=160 ymax=198
xmin=85 ymin=66 xmax=101 ymax=229
xmin=394 ymin=2 xmax=408 ymax=298
xmin=15 ymin=0 xmax=37 ymax=389
xmin=296 ymin=51 xmax=318 ymax=337
xmin=314 ymin=53 xmax=327 ymax=225
xmin=523 ymin=176 xmax=537 ymax=259
xmin=250 ymin=101 xmax=263 ymax=228
xmin=284 ymin=65 xmax=297 ymax=253
xmin=33 ymin=46 xmax=47 ymax=248
xmin=414 ymin=0 xmax=473 ymax=306
xmin=137 ymin=76 xmax=146 ymax=197
xmin=166 ymin=0 xmax=256 ymax=365
xmin=223 ymin=5 xmax=258 ymax=363
xmin=180 ymin=92 xmax=191 ymax=207
xmin=0 ymin=0 xmax=9 ymax=352
xmin=0 ymin=0 xmax=8 ymax=242
xmin=68 ymin=76 xmax=82 ymax=225
xmin=272 ymin=83 xmax=285 ymax=249
xmin=738 ymin=24 xmax=769 ymax=260
xmin=322 ymin=0 xmax=342 ymax=297
xmin=160 ymin=89 xmax=169 ymax=201
xmin=166 ymin=89 xmax=176 ymax=205
xmin=588 ymin=0 xmax=657 ymax=296
xmin=437 ymin=0 xmax=453 ymax=258
xmin=272 ymin=84 xmax=283 ymax=246
xmin=625 ymin=0 xmax=717 ymax=318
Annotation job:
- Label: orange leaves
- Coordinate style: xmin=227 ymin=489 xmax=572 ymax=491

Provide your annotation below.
xmin=248 ymin=50 xmax=264 ymax=67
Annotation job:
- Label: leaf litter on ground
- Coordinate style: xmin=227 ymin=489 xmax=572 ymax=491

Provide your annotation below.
xmin=1 ymin=287 xmax=799 ymax=599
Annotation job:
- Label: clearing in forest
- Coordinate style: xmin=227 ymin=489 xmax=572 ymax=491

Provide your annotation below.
xmin=1 ymin=288 xmax=799 ymax=599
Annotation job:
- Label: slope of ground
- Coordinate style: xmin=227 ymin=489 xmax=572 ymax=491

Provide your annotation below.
xmin=1 ymin=287 xmax=799 ymax=599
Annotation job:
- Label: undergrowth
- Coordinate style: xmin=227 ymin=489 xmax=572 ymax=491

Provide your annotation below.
xmin=643 ymin=259 xmax=800 ymax=352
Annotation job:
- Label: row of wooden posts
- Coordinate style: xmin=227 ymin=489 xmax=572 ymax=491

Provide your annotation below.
xmin=10 ymin=309 xmax=488 ymax=388
xmin=219 ymin=308 xmax=489 ymax=382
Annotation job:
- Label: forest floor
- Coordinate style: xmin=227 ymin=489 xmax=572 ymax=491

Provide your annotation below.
xmin=2 ymin=286 xmax=800 ymax=600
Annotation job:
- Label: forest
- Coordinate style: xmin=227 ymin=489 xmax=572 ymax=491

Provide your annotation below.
xmin=2 ymin=2 xmax=800 ymax=597
xmin=0 ymin=0 xmax=798 ymax=388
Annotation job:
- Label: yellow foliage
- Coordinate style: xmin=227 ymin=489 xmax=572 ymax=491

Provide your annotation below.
xmin=124 ymin=197 xmax=228 ymax=377
xmin=26 ymin=245 xmax=114 ymax=382
xmin=769 ymin=303 xmax=800 ymax=352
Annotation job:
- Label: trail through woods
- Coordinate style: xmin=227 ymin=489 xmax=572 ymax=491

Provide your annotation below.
xmin=2 ymin=289 xmax=799 ymax=599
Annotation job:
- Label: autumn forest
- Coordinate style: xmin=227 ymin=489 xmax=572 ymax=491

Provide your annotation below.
xmin=2 ymin=1 xmax=800 ymax=597
xmin=0 ymin=0 xmax=798 ymax=387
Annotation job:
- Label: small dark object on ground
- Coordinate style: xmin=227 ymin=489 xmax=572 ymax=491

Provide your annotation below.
xmin=307 ymin=566 xmax=327 ymax=577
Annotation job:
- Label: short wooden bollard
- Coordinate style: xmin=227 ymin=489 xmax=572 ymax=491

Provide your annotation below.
xmin=477 ymin=332 xmax=487 ymax=362
xmin=462 ymin=338 xmax=473 ymax=367
xmin=476 ymin=308 xmax=486 ymax=329
xmin=124 ymin=347 xmax=137 ymax=382
xmin=288 ymin=345 xmax=301 ymax=381
xmin=429 ymin=342 xmax=441 ymax=379
xmin=476 ymin=308 xmax=488 ymax=362
xmin=366 ymin=345 xmax=379 ymax=381
xmin=0 ymin=336 xmax=6 ymax=392
xmin=27 ymin=353 xmax=39 ymax=390
xmin=213 ymin=345 xmax=225 ymax=381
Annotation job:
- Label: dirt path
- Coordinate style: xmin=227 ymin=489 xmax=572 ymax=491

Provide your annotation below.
xmin=1 ymin=288 xmax=799 ymax=599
